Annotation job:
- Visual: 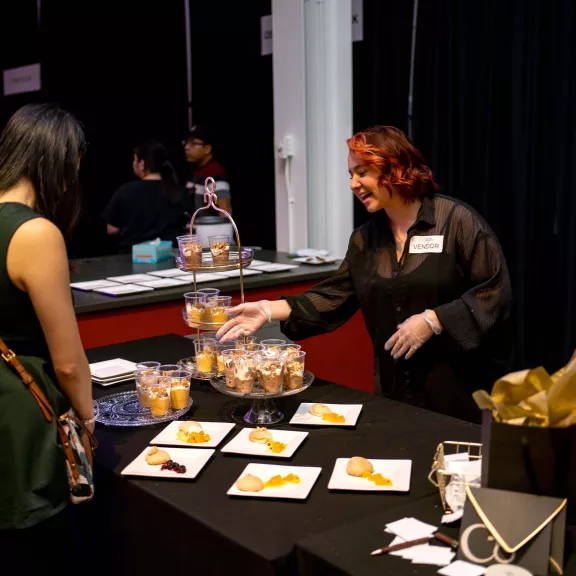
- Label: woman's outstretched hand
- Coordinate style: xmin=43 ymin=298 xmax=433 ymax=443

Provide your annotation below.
xmin=216 ymin=300 xmax=271 ymax=342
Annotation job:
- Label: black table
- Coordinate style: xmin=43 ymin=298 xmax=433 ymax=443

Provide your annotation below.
xmin=86 ymin=335 xmax=479 ymax=576
xmin=72 ymin=250 xmax=340 ymax=314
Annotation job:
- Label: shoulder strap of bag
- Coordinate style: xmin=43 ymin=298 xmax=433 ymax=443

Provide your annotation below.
xmin=0 ymin=337 xmax=55 ymax=421
xmin=0 ymin=337 xmax=97 ymax=481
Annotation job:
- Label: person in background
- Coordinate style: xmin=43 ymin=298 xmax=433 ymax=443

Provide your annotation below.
xmin=103 ymin=139 xmax=191 ymax=252
xmin=217 ymin=126 xmax=513 ymax=423
xmin=0 ymin=104 xmax=94 ymax=560
xmin=183 ymin=125 xmax=231 ymax=215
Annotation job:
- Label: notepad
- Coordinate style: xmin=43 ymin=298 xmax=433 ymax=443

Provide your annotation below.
xmin=385 ymin=517 xmax=438 ymax=541
xmin=437 ymin=560 xmax=486 ymax=576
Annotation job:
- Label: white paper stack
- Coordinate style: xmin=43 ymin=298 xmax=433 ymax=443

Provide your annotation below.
xmin=384 ymin=517 xmax=455 ymax=567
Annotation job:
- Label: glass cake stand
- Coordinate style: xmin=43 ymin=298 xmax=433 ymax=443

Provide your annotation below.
xmin=209 ymin=370 xmax=314 ymax=425
xmin=95 ymin=391 xmax=192 ymax=427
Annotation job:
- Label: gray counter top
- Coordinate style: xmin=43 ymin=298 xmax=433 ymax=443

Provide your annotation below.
xmin=71 ymin=250 xmax=339 ymax=314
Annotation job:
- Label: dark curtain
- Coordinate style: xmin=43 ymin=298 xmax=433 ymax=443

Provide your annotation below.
xmin=412 ymin=0 xmax=576 ymax=371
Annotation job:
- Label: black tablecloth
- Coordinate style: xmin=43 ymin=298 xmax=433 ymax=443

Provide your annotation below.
xmin=296 ymin=496 xmax=576 ymax=576
xmin=86 ymin=335 xmax=480 ymax=576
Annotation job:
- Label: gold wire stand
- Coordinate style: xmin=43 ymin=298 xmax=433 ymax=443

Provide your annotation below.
xmin=177 ymin=177 xmax=249 ymax=346
xmin=428 ymin=440 xmax=483 ymax=514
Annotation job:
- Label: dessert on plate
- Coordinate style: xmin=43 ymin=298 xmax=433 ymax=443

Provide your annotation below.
xmin=309 ymin=403 xmax=332 ymax=417
xmin=345 ymin=456 xmax=392 ymax=486
xmin=146 ymin=446 xmax=171 ymax=465
xmin=308 ymin=403 xmax=345 ymax=422
xmin=249 ymin=426 xmax=273 ymax=443
xmin=236 ymin=474 xmax=264 ymax=492
xmin=248 ymin=427 xmax=287 ymax=453
xmin=177 ymin=421 xmax=211 ymax=444
xmin=346 ymin=456 xmax=374 ymax=477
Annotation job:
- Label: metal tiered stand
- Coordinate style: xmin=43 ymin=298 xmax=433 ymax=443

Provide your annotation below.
xmin=179 ymin=177 xmax=314 ymax=425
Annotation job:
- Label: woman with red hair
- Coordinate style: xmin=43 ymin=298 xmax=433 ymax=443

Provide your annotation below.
xmin=218 ymin=126 xmax=512 ymax=422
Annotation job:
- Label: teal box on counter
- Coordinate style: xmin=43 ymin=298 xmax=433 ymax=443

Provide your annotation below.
xmin=132 ymin=240 xmax=173 ymax=263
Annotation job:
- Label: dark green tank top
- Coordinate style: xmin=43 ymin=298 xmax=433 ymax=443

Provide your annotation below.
xmin=0 ymin=203 xmax=48 ymax=357
xmin=0 ymin=202 xmax=69 ymax=529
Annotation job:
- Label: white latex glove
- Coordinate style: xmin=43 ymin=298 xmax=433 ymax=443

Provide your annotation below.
xmin=384 ymin=312 xmax=435 ymax=360
xmin=216 ymin=301 xmax=271 ymax=342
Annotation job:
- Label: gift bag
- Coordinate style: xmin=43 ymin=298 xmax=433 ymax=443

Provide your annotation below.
xmin=474 ymin=359 xmax=576 ymax=527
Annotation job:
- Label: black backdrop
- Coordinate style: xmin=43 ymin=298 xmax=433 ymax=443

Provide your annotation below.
xmin=353 ymin=0 xmax=576 ymax=370
xmin=0 ymin=0 xmax=274 ymax=256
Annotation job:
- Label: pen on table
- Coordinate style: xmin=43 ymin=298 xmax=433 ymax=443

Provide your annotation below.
xmin=370 ymin=531 xmax=459 ymax=556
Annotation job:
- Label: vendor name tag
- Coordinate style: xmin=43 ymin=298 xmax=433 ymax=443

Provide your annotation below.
xmin=409 ymin=235 xmax=444 ymax=254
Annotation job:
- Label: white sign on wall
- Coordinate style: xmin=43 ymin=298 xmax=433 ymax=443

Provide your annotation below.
xmin=3 ymin=63 xmax=41 ymax=96
xmin=352 ymin=0 xmax=364 ymax=42
xmin=261 ymin=14 xmax=273 ymax=56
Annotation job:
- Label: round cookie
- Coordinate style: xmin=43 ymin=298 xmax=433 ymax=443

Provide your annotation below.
xmin=346 ymin=456 xmax=374 ymax=477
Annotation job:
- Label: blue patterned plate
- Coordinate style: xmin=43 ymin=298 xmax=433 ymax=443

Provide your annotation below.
xmin=96 ymin=391 xmax=192 ymax=427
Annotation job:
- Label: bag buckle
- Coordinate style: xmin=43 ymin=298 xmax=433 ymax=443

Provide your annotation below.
xmin=1 ymin=349 xmax=15 ymax=363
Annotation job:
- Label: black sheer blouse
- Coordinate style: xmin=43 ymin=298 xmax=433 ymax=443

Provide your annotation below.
xmin=282 ymin=194 xmax=513 ymax=422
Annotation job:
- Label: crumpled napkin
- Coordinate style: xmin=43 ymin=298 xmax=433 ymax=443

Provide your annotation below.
xmin=473 ymin=356 xmax=576 ymax=427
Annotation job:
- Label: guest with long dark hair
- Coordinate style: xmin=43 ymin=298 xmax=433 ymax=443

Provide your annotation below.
xmin=103 ymin=139 xmax=191 ymax=251
xmin=0 ymin=104 xmax=94 ymax=557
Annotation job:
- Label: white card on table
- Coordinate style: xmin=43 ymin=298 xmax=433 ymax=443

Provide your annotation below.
xmin=216 ymin=269 xmax=263 ymax=278
xmin=292 ymin=256 xmax=340 ymax=265
xmin=327 ymin=458 xmax=412 ymax=492
xmin=70 ymin=280 xmax=122 ymax=291
xmin=147 ymin=268 xmax=188 ymax=278
xmin=94 ymin=283 xmax=155 ymax=296
xmin=408 ymin=235 xmax=444 ymax=254
xmin=135 ymin=278 xmax=191 ymax=289
xmin=172 ymin=273 xmax=228 ymax=283
xmin=252 ymin=263 xmax=299 ymax=273
xmin=438 ymin=560 xmax=487 ymax=576
xmin=221 ymin=428 xmax=308 ymax=458
xmin=289 ymin=403 xmax=363 ymax=427
xmin=106 ymin=274 xmax=159 ymax=284
xmin=227 ymin=463 xmax=321 ymax=499
xmin=149 ymin=421 xmax=236 ymax=449
xmin=90 ymin=358 xmax=137 ymax=379
xmin=386 ymin=516 xmax=437 ymax=540
xmin=121 ymin=447 xmax=215 ymax=479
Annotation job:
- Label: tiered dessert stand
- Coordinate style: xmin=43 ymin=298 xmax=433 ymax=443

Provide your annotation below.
xmin=180 ymin=177 xmax=314 ymax=425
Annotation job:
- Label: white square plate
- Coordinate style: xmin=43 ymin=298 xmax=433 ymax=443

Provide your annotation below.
xmin=289 ymin=403 xmax=363 ymax=427
xmin=252 ymin=264 xmax=299 ymax=273
xmin=70 ymin=280 xmax=123 ymax=291
xmin=92 ymin=374 xmax=134 ymax=387
xmin=221 ymin=428 xmax=308 ymax=458
xmin=90 ymin=358 xmax=138 ymax=379
xmin=94 ymin=283 xmax=155 ymax=296
xmin=121 ymin=447 xmax=215 ymax=479
xmin=147 ymin=268 xmax=187 ymax=278
xmin=135 ymin=278 xmax=190 ymax=288
xmin=292 ymin=256 xmax=341 ymax=265
xmin=250 ymin=259 xmax=273 ymax=266
xmin=227 ymin=463 xmax=322 ymax=499
xmin=149 ymin=421 xmax=236 ymax=449
xmin=328 ymin=458 xmax=412 ymax=492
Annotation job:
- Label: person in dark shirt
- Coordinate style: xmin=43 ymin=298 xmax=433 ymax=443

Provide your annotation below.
xmin=216 ymin=126 xmax=513 ymax=423
xmin=103 ymin=139 xmax=191 ymax=252
xmin=183 ymin=125 xmax=231 ymax=215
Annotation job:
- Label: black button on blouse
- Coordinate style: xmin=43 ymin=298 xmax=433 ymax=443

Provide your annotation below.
xmin=282 ymin=194 xmax=513 ymax=422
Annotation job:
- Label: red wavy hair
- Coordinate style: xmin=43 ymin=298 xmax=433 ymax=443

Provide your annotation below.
xmin=347 ymin=126 xmax=438 ymax=202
